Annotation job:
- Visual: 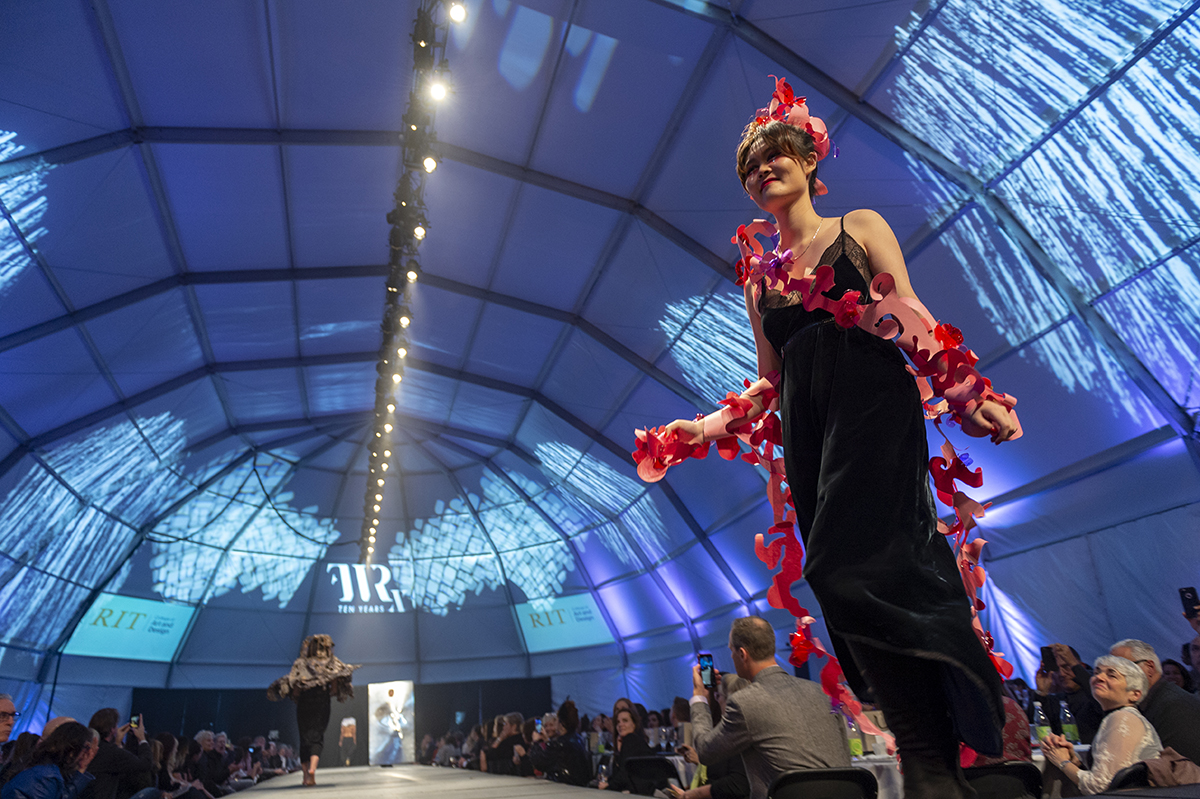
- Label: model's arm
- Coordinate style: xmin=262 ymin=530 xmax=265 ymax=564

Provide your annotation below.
xmin=665 ymin=281 xmax=780 ymax=445
xmin=847 ymin=208 xmax=1018 ymax=444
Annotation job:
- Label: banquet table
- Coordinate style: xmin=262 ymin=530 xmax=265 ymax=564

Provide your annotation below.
xmin=852 ymin=745 xmax=1090 ymax=799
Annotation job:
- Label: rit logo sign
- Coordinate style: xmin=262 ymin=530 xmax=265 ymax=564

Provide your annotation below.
xmin=528 ymin=609 xmax=569 ymax=628
xmin=91 ymin=609 xmax=146 ymax=630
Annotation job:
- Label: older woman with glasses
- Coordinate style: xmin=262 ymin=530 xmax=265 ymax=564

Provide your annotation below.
xmin=1042 ymin=655 xmax=1162 ymax=794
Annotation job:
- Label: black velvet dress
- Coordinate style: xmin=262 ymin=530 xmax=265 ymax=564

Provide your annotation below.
xmin=757 ymin=217 xmax=1003 ymax=754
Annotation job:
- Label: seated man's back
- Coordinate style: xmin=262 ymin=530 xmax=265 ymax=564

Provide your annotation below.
xmin=694 ymin=666 xmax=850 ymax=799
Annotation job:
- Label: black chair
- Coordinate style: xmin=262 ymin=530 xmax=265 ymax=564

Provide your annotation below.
xmin=963 ymin=763 xmax=1043 ymax=799
xmin=769 ymin=768 xmax=879 ymax=799
xmin=623 ymin=756 xmax=683 ymax=796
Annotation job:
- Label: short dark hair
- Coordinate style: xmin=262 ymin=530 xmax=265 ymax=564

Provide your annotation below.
xmin=671 ymin=696 xmax=690 ymax=723
xmin=557 ymin=700 xmax=579 ymax=734
xmin=730 ymin=616 xmax=776 ymax=661
xmin=735 ymin=119 xmax=820 ymax=197
xmin=88 ymin=708 xmax=120 ymax=739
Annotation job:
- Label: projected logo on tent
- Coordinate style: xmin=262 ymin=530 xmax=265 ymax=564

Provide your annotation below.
xmin=326 ymin=564 xmax=405 ymax=614
xmin=368 ymin=680 xmax=414 ymax=766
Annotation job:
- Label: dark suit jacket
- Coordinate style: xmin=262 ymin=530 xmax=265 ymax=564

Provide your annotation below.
xmin=692 ymin=666 xmax=851 ymax=799
xmin=84 ymin=740 xmax=151 ymax=799
xmin=1140 ymin=677 xmax=1200 ymax=764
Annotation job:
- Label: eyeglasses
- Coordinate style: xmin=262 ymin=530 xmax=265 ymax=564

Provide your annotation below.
xmin=0 ymin=712 xmax=20 ymax=721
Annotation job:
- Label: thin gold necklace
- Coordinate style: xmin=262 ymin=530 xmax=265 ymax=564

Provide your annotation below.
xmin=795 ymin=217 xmax=824 ymax=262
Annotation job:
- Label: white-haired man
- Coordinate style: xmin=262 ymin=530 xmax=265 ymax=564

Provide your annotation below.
xmin=1111 ymin=639 xmax=1200 ymax=764
xmin=0 ymin=695 xmax=16 ymax=743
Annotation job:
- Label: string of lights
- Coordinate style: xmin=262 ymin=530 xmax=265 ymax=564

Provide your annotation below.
xmin=361 ymin=0 xmax=466 ymax=564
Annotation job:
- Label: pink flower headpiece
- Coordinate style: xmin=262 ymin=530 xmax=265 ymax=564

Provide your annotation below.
xmin=752 ymin=76 xmax=836 ymax=196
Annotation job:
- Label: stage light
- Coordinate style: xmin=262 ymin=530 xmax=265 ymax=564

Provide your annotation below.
xmin=373 ymin=518 xmax=379 ymax=525
xmin=377 ymin=478 xmax=385 ymax=486
xmin=369 ymin=536 xmax=376 ymax=543
xmin=392 ymin=373 xmax=402 ymax=384
xmin=369 ymin=526 xmax=376 ymax=534
xmin=384 ymin=450 xmax=391 ymax=457
xmin=423 ymin=156 xmax=438 ymax=173
xmin=375 ymin=493 xmax=382 ymax=501
xmin=387 ymin=403 xmax=396 ymax=412
xmin=406 ymin=268 xmax=419 ymax=282
xmin=381 ymin=462 xmax=389 ymax=471
xmin=449 ymin=2 xmax=467 ymax=23
xmin=414 ymin=225 xmax=426 ymax=239
xmin=373 ymin=504 xmax=380 ymax=512
xmin=399 ymin=315 xmax=411 ymax=328
xmin=375 ymin=432 xmax=382 ymax=438
xmin=430 ymin=81 xmax=447 ymax=101
xmin=384 ymin=423 xmax=393 ymax=432
xmin=367 ymin=546 xmax=374 ymax=554
xmin=397 ymin=347 xmax=407 ymax=359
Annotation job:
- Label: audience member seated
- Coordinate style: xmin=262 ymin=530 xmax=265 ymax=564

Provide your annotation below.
xmin=1110 ymin=639 xmax=1200 ymax=764
xmin=1161 ymin=659 xmax=1195 ymax=693
xmin=1030 ymin=643 xmax=1104 ymax=744
xmin=597 ymin=708 xmax=654 ymax=793
xmin=1043 ymin=655 xmax=1162 ymax=794
xmin=480 ymin=713 xmax=524 ymax=776
xmin=180 ymin=737 xmax=222 ymax=798
xmin=670 ymin=698 xmax=690 ymax=732
xmin=154 ymin=733 xmax=205 ymax=799
xmin=670 ymin=674 xmax=749 ymax=799
xmin=1 ymin=722 xmax=97 ymax=799
xmin=0 ymin=697 xmax=16 ymax=747
xmin=971 ymin=694 xmax=1032 ymax=766
xmin=691 ymin=617 xmax=850 ymax=799
xmin=433 ymin=734 xmax=460 ymax=767
xmin=0 ymin=734 xmax=41 ymax=789
xmin=83 ymin=710 xmax=153 ymax=799
xmin=646 ymin=711 xmax=663 ymax=731
xmin=528 ymin=701 xmax=590 ymax=786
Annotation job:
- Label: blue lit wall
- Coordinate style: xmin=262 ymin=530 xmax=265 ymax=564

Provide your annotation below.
xmin=660 ymin=290 xmax=758 ymax=406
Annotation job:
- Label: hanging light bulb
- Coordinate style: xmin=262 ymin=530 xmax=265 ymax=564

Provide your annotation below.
xmin=367 ymin=545 xmax=374 ymax=554
xmin=406 ymin=268 xmax=419 ymax=283
xmin=384 ymin=423 xmax=393 ymax=432
xmin=384 ymin=450 xmax=391 ymax=457
xmin=449 ymin=2 xmax=467 ymax=23
xmin=392 ymin=373 xmax=402 ymax=384
xmin=399 ymin=315 xmax=411 ymax=328
xmin=377 ymin=478 xmax=385 ymax=486
xmin=413 ymin=225 xmax=426 ymax=239
xmin=423 ymin=156 xmax=438 ymax=173
xmin=387 ymin=403 xmax=396 ymax=413
xmin=381 ymin=462 xmax=389 ymax=471
xmin=373 ymin=504 xmax=380 ymax=512
xmin=429 ymin=81 xmax=447 ymax=101
xmin=397 ymin=347 xmax=407 ymax=359
xmin=375 ymin=431 xmax=382 ymax=438
xmin=372 ymin=518 xmax=379 ymax=525
xmin=375 ymin=493 xmax=383 ymax=501
xmin=369 ymin=535 xmax=376 ymax=543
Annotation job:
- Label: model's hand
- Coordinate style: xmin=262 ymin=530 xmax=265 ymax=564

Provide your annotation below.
xmin=664 ymin=419 xmax=703 ymax=446
xmin=961 ymin=400 xmax=1017 ymax=444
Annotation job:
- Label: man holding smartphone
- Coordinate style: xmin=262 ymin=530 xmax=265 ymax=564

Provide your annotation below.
xmin=688 ymin=617 xmax=850 ymax=799
xmin=84 ymin=708 xmax=153 ymax=799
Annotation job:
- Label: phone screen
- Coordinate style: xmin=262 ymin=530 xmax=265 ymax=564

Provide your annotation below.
xmin=1040 ymin=646 xmax=1056 ymax=674
xmin=1181 ymin=587 xmax=1199 ymax=619
xmin=129 ymin=715 xmax=139 ymax=729
xmin=535 ymin=719 xmax=542 ymax=733
xmin=698 ymin=653 xmax=714 ymax=689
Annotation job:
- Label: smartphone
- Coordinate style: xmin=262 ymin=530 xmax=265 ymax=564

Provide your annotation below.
xmin=535 ymin=719 xmax=543 ymax=734
xmin=698 ymin=653 xmax=714 ymax=690
xmin=1040 ymin=646 xmax=1056 ymax=674
xmin=1181 ymin=587 xmax=1199 ymax=619
xmin=129 ymin=715 xmax=139 ymax=729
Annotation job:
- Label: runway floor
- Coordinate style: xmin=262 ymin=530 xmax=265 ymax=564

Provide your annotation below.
xmin=247 ymin=766 xmax=593 ymax=799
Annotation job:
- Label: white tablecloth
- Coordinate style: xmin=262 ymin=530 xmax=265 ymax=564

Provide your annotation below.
xmin=852 ymin=745 xmax=1089 ymax=799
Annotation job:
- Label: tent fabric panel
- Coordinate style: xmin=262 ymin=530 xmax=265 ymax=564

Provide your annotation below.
xmin=283 ymin=145 xmax=398 ymax=269
xmin=0 ymin=241 xmax=64 ymax=340
xmin=0 ymin=3 xmax=128 ymax=154
xmin=525 ymin=0 xmax=714 ymax=198
xmin=868 ymin=0 xmax=1177 ymax=178
xmin=393 ymin=369 xmax=457 ymax=427
xmin=622 ymin=628 xmax=693 ymax=666
xmin=107 ymin=0 xmax=276 ymax=129
xmin=305 ymin=362 xmax=377 ymax=416
xmin=0 ymin=647 xmax=44 ymax=683
xmin=653 ymin=288 xmax=757 ymax=408
xmin=538 ymin=328 xmax=641 ymax=429
xmin=83 ymin=290 xmax=206 ymax=397
xmin=273 ymin=1 xmax=413 ymax=131
xmin=417 ymin=605 xmax=525 ymax=659
xmin=487 ymin=184 xmax=624 ymax=310
xmin=0 ymin=567 xmax=93 ymax=651
xmin=445 ymin=380 xmax=526 ymax=440
xmin=550 ymin=665 xmax=631 ymax=717
xmin=420 ymin=161 xmax=520 ymax=287
xmin=168 ymin=663 xmax=302 ymax=690
xmin=54 ymin=656 xmax=171 ymax=687
xmin=406 ymin=285 xmax=484 ymax=368
xmin=152 ymin=143 xmax=291 ymax=271
xmin=462 ymin=303 xmax=566 ymax=387
xmin=31 ymin=149 xmax=178 ymax=308
xmin=532 ymin=643 xmax=624 ymax=677
xmin=138 ymin=379 xmax=234 ymax=455
xmin=436 ymin=0 xmax=565 ymax=165
xmin=417 ymin=656 xmax=528 ymax=684
xmin=177 ymin=606 xmax=308 ymax=665
xmin=583 ymin=221 xmax=724 ymax=363
xmin=197 ymin=282 xmax=297 ymax=363
xmin=973 ymin=435 xmax=1200 ymax=560
xmin=599 ymin=377 xmax=699 ymax=462
xmin=296 ymin=276 xmax=387 ymax=356
xmin=0 ymin=328 xmax=118 ymax=437
xmin=707 ymin=507 xmax=778 ymax=598
xmin=220 ymin=367 xmax=304 ymax=425
xmin=596 ymin=573 xmax=682 ymax=638
xmin=653 ymin=544 xmax=743 ymax=619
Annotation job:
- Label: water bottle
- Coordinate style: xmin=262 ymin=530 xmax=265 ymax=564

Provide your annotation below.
xmin=1031 ymin=701 xmax=1051 ymax=743
xmin=847 ymin=717 xmax=863 ymax=757
xmin=1060 ymin=700 xmax=1079 ymax=744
